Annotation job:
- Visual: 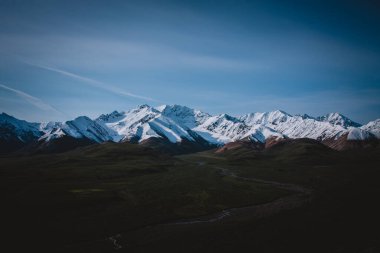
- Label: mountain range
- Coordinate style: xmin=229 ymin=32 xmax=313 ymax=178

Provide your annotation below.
xmin=1 ymin=104 xmax=379 ymax=153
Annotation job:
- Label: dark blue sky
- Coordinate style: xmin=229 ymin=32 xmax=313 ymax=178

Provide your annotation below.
xmin=0 ymin=0 xmax=379 ymax=123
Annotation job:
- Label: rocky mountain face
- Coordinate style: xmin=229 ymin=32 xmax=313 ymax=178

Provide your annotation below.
xmin=316 ymin=112 xmax=362 ymax=128
xmin=1 ymin=105 xmax=379 ymax=153
xmin=0 ymin=113 xmax=42 ymax=153
xmin=360 ymin=119 xmax=380 ymax=138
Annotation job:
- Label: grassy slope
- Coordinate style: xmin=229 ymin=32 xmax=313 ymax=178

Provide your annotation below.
xmin=1 ymin=140 xmax=379 ymax=252
xmin=124 ymin=141 xmax=380 ymax=253
xmin=1 ymin=142 xmax=288 ymax=252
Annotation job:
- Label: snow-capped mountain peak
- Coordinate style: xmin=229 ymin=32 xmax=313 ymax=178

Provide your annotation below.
xmin=1 ymin=105 xmax=379 ymax=153
xmin=39 ymin=116 xmax=113 ymax=143
xmin=155 ymin=104 xmax=167 ymax=112
xmin=97 ymin=110 xmax=125 ymax=123
xmin=295 ymin=114 xmax=315 ymax=120
xmin=361 ymin=119 xmax=380 ymax=138
xmin=0 ymin=113 xmax=42 ymax=142
xmin=0 ymin=113 xmax=40 ymax=132
xmin=347 ymin=128 xmax=374 ymax=140
xmin=95 ymin=105 xmax=160 ymax=142
xmin=316 ymin=112 xmax=361 ymax=128
xmin=240 ymin=110 xmax=292 ymax=126
xmin=160 ymin=104 xmax=211 ymax=129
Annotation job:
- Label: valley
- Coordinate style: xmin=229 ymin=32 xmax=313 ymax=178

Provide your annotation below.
xmin=1 ymin=140 xmax=379 ymax=252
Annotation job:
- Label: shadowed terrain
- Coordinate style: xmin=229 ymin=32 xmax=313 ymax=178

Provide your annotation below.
xmin=1 ymin=140 xmax=379 ymax=252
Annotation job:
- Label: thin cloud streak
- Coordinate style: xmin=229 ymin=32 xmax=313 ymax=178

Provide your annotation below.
xmin=1 ymin=35 xmax=260 ymax=71
xmin=0 ymin=83 xmax=65 ymax=115
xmin=27 ymin=62 xmax=160 ymax=102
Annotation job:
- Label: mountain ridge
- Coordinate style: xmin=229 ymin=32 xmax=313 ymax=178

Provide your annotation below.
xmin=1 ymin=105 xmax=379 ymax=153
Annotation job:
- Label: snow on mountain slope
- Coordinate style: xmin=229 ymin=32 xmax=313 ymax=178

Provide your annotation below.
xmin=347 ymin=128 xmax=374 ymax=140
xmin=38 ymin=122 xmax=64 ymax=142
xmin=239 ymin=110 xmax=292 ymax=126
xmin=64 ymin=116 xmax=112 ymax=142
xmin=193 ymin=114 xmax=246 ymax=144
xmin=360 ymin=119 xmax=380 ymax=138
xmin=39 ymin=121 xmax=62 ymax=133
xmin=316 ymin=112 xmax=361 ymax=128
xmin=246 ymin=125 xmax=284 ymax=143
xmin=2 ymin=105 xmax=378 ymax=151
xmin=193 ymin=114 xmax=284 ymax=144
xmin=96 ymin=104 xmax=202 ymax=143
xmin=149 ymin=115 xmax=195 ymax=142
xmin=96 ymin=110 xmax=125 ymax=124
xmin=160 ymin=105 xmax=211 ymax=129
xmin=271 ymin=116 xmax=347 ymax=140
xmin=240 ymin=112 xmax=348 ymax=141
xmin=96 ymin=105 xmax=161 ymax=142
xmin=0 ymin=113 xmax=42 ymax=142
xmin=295 ymin=114 xmax=315 ymax=120
xmin=39 ymin=116 xmax=113 ymax=143
xmin=0 ymin=112 xmax=114 ymax=144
